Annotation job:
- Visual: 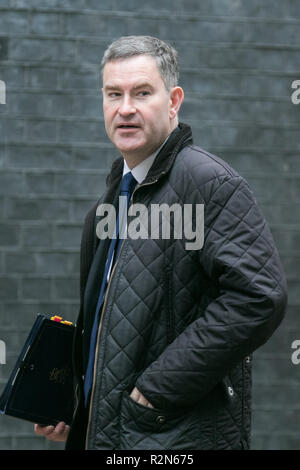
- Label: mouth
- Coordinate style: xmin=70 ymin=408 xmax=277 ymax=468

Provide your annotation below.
xmin=116 ymin=124 xmax=140 ymax=129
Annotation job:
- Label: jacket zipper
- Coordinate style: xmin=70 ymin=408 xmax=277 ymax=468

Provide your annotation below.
xmin=84 ymin=179 xmax=159 ymax=449
xmin=84 ymin=251 xmax=122 ymax=449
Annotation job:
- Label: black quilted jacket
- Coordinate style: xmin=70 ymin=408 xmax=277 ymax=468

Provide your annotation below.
xmin=66 ymin=123 xmax=287 ymax=450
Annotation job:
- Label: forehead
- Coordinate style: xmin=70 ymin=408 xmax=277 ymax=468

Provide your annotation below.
xmin=102 ymin=55 xmax=164 ymax=89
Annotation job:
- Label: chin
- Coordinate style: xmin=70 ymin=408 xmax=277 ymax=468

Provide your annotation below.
xmin=115 ymin=140 xmax=146 ymax=155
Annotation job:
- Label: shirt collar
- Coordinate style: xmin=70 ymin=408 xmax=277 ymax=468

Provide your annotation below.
xmin=122 ymin=136 xmax=169 ymax=184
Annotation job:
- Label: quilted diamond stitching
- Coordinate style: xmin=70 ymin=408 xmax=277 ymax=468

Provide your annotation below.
xmin=86 ymin=143 xmax=284 ymax=450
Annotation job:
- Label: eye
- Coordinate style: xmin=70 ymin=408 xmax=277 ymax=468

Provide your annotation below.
xmin=108 ymin=92 xmax=121 ymax=98
xmin=137 ymin=90 xmax=150 ymax=97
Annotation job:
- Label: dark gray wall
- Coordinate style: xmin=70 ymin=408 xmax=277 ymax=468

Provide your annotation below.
xmin=0 ymin=1 xmax=299 ymax=450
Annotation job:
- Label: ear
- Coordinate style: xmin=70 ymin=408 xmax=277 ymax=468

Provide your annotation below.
xmin=169 ymin=86 xmax=184 ymax=121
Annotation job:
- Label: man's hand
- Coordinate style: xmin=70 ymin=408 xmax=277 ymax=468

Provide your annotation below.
xmin=34 ymin=421 xmax=70 ymax=442
xmin=130 ymin=387 xmax=154 ymax=408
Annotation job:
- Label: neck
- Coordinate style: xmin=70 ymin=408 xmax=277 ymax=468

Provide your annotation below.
xmin=123 ymin=149 xmax=159 ymax=170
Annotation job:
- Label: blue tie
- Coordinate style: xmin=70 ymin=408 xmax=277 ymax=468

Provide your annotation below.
xmin=84 ymin=171 xmax=137 ymax=405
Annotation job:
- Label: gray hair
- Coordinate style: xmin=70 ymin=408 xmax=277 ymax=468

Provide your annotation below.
xmin=101 ymin=36 xmax=179 ymax=91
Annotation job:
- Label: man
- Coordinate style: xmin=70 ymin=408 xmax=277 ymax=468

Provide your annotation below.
xmin=35 ymin=36 xmax=287 ymax=450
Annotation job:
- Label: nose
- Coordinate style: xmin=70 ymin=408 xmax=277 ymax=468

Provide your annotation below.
xmin=118 ymin=95 xmax=136 ymax=117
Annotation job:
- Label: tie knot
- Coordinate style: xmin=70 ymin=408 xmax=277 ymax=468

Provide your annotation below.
xmin=121 ymin=171 xmax=137 ymax=195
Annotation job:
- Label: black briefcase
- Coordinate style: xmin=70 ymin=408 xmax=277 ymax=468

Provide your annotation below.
xmin=0 ymin=314 xmax=75 ymax=426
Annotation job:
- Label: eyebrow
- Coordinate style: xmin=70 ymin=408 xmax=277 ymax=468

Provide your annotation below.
xmin=104 ymin=83 xmax=154 ymax=92
xmin=133 ymin=83 xmax=154 ymax=91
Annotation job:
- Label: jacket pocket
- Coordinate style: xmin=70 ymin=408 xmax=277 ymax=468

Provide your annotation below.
xmin=119 ymin=390 xmax=199 ymax=450
xmin=120 ymin=390 xmax=181 ymax=433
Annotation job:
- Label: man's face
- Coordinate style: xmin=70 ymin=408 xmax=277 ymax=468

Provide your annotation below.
xmin=102 ymin=55 xmax=182 ymax=165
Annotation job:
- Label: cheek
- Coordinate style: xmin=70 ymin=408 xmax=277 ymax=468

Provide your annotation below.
xmin=103 ymin=102 xmax=116 ymax=119
xmin=103 ymin=110 xmax=116 ymax=132
xmin=144 ymin=104 xmax=168 ymax=126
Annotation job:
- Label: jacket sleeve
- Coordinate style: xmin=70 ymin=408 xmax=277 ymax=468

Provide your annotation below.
xmin=135 ymin=175 xmax=288 ymax=410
